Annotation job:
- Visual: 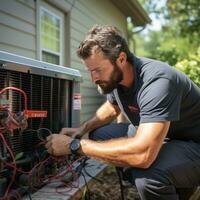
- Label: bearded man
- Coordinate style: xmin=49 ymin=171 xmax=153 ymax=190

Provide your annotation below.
xmin=46 ymin=25 xmax=200 ymax=200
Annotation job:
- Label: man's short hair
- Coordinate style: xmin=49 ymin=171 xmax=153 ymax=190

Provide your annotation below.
xmin=77 ymin=25 xmax=132 ymax=64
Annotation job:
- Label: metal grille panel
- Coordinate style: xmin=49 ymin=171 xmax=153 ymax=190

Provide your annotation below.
xmin=0 ymin=68 xmax=70 ymax=154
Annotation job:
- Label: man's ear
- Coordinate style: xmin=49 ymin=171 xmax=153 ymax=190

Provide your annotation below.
xmin=116 ymin=52 xmax=127 ymax=66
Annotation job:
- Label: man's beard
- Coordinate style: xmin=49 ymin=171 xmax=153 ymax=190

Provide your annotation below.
xmin=96 ymin=64 xmax=123 ymax=95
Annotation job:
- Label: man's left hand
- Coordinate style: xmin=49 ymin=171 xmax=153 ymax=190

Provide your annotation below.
xmin=45 ymin=134 xmax=72 ymax=156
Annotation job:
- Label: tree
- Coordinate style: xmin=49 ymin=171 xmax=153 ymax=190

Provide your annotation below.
xmin=167 ymin=0 xmax=200 ymax=44
xmin=137 ymin=0 xmax=199 ymax=62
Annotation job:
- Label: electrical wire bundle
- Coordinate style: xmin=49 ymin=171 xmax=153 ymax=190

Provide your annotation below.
xmin=0 ymin=128 xmax=88 ymax=199
xmin=0 ymin=87 xmax=91 ymax=199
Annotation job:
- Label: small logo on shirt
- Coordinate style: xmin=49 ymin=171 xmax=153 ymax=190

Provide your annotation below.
xmin=128 ymin=105 xmax=139 ymax=113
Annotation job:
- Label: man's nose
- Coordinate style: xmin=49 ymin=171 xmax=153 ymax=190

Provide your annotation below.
xmin=91 ymin=71 xmax=99 ymax=83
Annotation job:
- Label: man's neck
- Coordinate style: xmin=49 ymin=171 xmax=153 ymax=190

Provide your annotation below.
xmin=120 ymin=62 xmax=134 ymax=88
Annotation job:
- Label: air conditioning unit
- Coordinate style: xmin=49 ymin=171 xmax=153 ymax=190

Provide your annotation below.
xmin=0 ymin=51 xmax=82 ymax=199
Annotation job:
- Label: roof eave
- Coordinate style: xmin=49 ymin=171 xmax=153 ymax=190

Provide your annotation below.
xmin=111 ymin=0 xmax=151 ymax=26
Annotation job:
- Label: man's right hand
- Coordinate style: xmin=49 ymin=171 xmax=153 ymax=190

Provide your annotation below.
xmin=59 ymin=127 xmax=83 ymax=139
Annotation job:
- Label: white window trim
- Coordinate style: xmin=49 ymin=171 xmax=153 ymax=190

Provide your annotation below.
xmin=39 ymin=6 xmax=64 ymax=65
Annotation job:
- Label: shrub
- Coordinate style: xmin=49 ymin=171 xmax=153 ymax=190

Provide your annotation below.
xmin=175 ymin=47 xmax=200 ymax=86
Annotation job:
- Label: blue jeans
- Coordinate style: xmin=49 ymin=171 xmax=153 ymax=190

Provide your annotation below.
xmin=89 ymin=123 xmax=200 ymax=200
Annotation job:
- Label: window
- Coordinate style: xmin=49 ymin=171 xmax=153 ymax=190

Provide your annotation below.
xmin=40 ymin=6 xmax=64 ymax=65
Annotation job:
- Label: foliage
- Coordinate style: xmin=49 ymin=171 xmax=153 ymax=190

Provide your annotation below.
xmin=141 ymin=29 xmax=198 ymax=66
xmin=138 ymin=0 xmax=167 ymax=16
xmin=136 ymin=0 xmax=200 ymax=68
xmin=175 ymin=47 xmax=200 ymax=86
xmin=139 ymin=0 xmax=200 ymax=45
xmin=155 ymin=47 xmax=180 ymax=66
xmin=167 ymin=0 xmax=200 ymax=43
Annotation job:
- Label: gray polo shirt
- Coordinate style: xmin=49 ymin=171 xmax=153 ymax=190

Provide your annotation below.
xmin=107 ymin=55 xmax=200 ymax=141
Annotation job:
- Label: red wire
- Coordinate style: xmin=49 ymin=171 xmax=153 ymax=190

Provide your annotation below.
xmin=0 ymin=131 xmax=17 ymax=199
xmin=0 ymin=86 xmax=28 ymax=111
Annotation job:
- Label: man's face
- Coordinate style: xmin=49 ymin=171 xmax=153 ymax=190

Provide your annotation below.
xmin=84 ymin=51 xmax=123 ymax=94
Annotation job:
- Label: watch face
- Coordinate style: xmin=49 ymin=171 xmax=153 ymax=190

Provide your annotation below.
xmin=70 ymin=139 xmax=80 ymax=154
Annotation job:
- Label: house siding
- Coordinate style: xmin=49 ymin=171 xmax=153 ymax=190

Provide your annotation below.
xmin=0 ymin=0 xmax=128 ymax=123
xmin=0 ymin=0 xmax=36 ymax=58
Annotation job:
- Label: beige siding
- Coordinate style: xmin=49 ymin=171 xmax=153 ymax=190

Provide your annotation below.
xmin=0 ymin=0 xmax=128 ymax=124
xmin=68 ymin=0 xmax=127 ymax=122
xmin=0 ymin=0 xmax=36 ymax=58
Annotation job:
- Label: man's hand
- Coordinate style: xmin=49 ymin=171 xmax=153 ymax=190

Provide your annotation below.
xmin=45 ymin=134 xmax=73 ymax=156
xmin=59 ymin=127 xmax=83 ymax=139
xmin=59 ymin=101 xmax=120 ymax=139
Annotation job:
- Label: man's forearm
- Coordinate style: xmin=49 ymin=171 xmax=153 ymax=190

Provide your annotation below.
xmin=60 ymin=101 xmax=119 ymax=137
xmin=79 ymin=137 xmax=147 ymax=168
xmin=79 ymin=101 xmax=120 ymax=135
xmin=79 ymin=114 xmax=116 ymax=135
xmin=79 ymin=122 xmax=170 ymax=168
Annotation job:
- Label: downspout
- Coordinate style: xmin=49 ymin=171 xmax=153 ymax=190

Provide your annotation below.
xmin=127 ymin=17 xmax=146 ymax=54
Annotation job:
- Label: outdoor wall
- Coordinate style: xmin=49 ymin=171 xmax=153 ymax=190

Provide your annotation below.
xmin=0 ymin=0 xmax=36 ymax=58
xmin=0 ymin=0 xmax=128 ymax=123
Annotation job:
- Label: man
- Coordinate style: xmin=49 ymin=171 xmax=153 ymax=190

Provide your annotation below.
xmin=45 ymin=25 xmax=200 ymax=200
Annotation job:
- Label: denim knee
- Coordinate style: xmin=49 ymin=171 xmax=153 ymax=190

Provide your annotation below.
xmin=135 ymin=178 xmax=178 ymax=200
xmin=88 ymin=129 xmax=103 ymax=141
xmin=88 ymin=123 xmax=128 ymax=141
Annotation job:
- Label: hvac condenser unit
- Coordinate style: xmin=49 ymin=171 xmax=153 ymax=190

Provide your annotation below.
xmin=0 ymin=51 xmax=82 ymax=199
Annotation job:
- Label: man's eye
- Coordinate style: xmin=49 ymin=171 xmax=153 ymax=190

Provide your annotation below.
xmin=90 ymin=67 xmax=102 ymax=73
xmin=96 ymin=68 xmax=102 ymax=73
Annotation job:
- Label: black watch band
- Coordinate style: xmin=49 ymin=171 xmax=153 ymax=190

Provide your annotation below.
xmin=70 ymin=139 xmax=80 ymax=154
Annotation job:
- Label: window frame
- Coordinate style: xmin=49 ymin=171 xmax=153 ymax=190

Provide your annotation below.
xmin=39 ymin=6 xmax=64 ymax=65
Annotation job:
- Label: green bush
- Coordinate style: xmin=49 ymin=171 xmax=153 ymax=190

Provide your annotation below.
xmin=156 ymin=46 xmax=180 ymax=66
xmin=175 ymin=47 xmax=200 ymax=86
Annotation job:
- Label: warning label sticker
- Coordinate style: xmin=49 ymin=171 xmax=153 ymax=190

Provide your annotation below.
xmin=73 ymin=93 xmax=81 ymax=110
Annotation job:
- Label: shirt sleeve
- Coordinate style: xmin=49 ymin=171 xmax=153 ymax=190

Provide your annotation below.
xmin=139 ymin=78 xmax=182 ymax=123
xmin=106 ymin=93 xmax=118 ymax=105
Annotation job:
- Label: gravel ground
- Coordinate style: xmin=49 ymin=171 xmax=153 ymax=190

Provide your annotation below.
xmin=88 ymin=166 xmax=140 ymax=200
xmin=87 ymin=167 xmax=200 ymax=200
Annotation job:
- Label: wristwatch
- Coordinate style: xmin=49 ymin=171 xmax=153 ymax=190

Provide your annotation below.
xmin=70 ymin=139 xmax=81 ymax=154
